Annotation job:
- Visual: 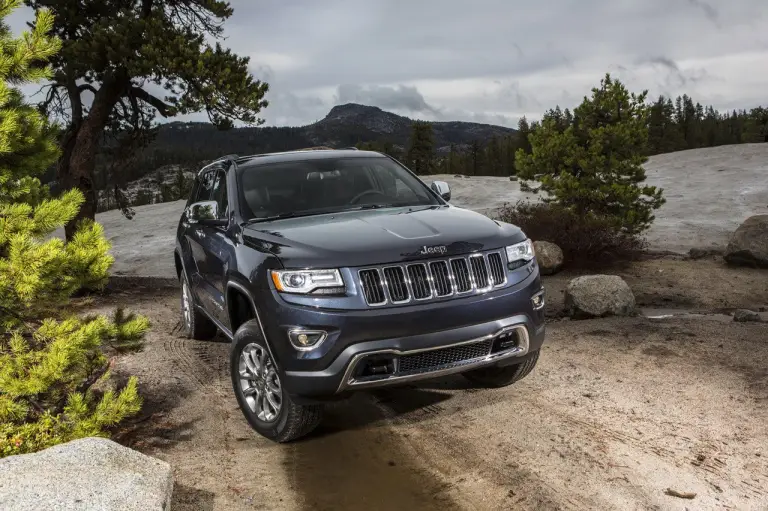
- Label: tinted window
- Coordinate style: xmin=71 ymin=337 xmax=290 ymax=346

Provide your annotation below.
xmin=237 ymin=156 xmax=439 ymax=220
xmin=211 ymin=171 xmax=227 ymax=219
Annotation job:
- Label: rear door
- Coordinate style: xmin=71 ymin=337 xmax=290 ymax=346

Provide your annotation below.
xmin=185 ymin=168 xmax=217 ymax=308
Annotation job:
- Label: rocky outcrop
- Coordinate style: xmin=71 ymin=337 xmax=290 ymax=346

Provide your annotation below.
xmin=0 ymin=437 xmax=173 ymax=510
xmin=724 ymin=215 xmax=768 ymax=268
xmin=564 ymin=275 xmax=636 ymax=319
xmin=534 ymin=241 xmax=564 ymax=275
xmin=97 ymin=164 xmax=195 ymax=213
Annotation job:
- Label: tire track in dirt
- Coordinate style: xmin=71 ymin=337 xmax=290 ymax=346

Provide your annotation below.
xmin=365 ymin=387 xmax=591 ymax=510
xmin=163 ymin=325 xmax=231 ymax=398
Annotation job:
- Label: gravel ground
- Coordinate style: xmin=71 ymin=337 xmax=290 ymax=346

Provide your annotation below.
xmin=78 ymin=258 xmax=768 ymax=511
xmin=53 ymin=143 xmax=768 ymax=278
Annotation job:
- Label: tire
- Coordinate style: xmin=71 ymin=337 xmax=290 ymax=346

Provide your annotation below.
xmin=462 ymin=350 xmax=540 ymax=388
xmin=230 ymin=319 xmax=323 ymax=443
xmin=179 ymin=270 xmax=218 ymax=341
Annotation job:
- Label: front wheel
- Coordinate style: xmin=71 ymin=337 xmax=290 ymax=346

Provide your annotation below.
xmin=230 ymin=320 xmax=323 ymax=442
xmin=462 ymin=351 xmax=540 ymax=388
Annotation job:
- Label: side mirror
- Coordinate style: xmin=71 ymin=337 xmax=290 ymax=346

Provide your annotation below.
xmin=431 ymin=180 xmax=451 ymax=201
xmin=186 ymin=200 xmax=228 ymax=227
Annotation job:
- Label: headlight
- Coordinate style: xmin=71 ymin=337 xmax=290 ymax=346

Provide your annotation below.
xmin=270 ymin=269 xmax=345 ymax=295
xmin=506 ymin=239 xmax=535 ymax=263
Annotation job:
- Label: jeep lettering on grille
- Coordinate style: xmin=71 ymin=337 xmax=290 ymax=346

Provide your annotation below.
xmin=419 ymin=245 xmax=447 ymax=256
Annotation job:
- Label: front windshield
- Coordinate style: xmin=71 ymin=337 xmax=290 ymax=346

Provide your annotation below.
xmin=237 ymin=156 xmax=441 ymax=220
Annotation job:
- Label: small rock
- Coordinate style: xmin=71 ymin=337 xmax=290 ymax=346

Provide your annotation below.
xmin=564 ymin=275 xmax=636 ymax=319
xmin=724 ymin=215 xmax=768 ymax=268
xmin=733 ymin=309 xmax=761 ymax=322
xmin=509 ymin=176 xmax=518 ymax=182
xmin=533 ymin=241 xmax=564 ymax=275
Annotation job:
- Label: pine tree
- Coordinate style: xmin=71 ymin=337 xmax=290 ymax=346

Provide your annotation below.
xmin=0 ymin=1 xmax=148 ymax=458
xmin=405 ymin=121 xmax=435 ymax=174
xmin=515 ymin=73 xmax=665 ymax=234
xmin=27 ymin=0 xmax=270 ymax=238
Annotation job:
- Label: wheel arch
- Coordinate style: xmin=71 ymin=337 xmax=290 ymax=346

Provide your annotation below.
xmin=225 ymin=279 xmax=280 ymax=369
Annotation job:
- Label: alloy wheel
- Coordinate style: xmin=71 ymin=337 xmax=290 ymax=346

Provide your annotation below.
xmin=181 ymin=279 xmax=192 ymax=330
xmin=238 ymin=343 xmax=282 ymax=422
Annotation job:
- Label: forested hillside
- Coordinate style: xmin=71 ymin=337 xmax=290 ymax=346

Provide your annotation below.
xmin=83 ymin=94 xmax=767 ymax=195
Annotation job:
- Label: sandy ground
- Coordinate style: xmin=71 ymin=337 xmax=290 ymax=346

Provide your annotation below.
xmin=53 ymin=143 xmax=768 ymax=278
xmin=77 ymin=258 xmax=768 ymax=511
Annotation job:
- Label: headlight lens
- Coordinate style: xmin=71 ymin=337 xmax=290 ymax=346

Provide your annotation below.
xmin=270 ymin=269 xmax=345 ymax=294
xmin=506 ymin=239 xmax=535 ymax=263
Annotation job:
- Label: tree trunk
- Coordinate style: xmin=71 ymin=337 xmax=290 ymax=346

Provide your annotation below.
xmin=60 ymin=79 xmax=123 ymax=240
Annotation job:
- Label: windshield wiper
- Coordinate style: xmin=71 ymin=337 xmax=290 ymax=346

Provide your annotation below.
xmin=354 ymin=203 xmax=390 ymax=210
xmin=245 ymin=211 xmax=310 ymax=223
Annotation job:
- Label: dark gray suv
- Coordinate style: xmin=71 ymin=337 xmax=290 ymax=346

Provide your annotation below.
xmin=174 ymin=148 xmax=546 ymax=442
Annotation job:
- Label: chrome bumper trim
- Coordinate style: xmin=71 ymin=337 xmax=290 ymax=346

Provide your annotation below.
xmin=336 ymin=323 xmax=530 ymax=392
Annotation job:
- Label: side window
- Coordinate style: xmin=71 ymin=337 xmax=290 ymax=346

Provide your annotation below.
xmin=195 ymin=169 xmax=216 ymax=203
xmin=210 ymin=171 xmax=228 ymax=219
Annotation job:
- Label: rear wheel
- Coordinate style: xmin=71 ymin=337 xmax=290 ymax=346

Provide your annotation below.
xmin=462 ymin=351 xmax=540 ymax=388
xmin=179 ymin=271 xmax=218 ymax=340
xmin=230 ymin=320 xmax=323 ymax=442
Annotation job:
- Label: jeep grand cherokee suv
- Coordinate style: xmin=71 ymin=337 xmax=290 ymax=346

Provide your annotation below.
xmin=174 ymin=148 xmax=546 ymax=442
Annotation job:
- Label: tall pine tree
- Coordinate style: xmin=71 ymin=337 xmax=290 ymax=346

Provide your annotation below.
xmin=27 ymin=0 xmax=270 ymax=238
xmin=405 ymin=120 xmax=435 ymax=174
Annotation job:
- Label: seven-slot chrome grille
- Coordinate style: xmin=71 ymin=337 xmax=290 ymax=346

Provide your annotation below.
xmin=357 ymin=250 xmax=508 ymax=306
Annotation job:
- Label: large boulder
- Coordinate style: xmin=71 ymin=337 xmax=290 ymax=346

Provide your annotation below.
xmin=0 ymin=437 xmax=173 ymax=510
xmin=565 ymin=275 xmax=636 ymax=319
xmin=533 ymin=241 xmax=564 ymax=275
xmin=724 ymin=215 xmax=768 ymax=268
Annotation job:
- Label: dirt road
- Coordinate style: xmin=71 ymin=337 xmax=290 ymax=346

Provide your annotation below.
xmin=88 ymin=258 xmax=768 ymax=510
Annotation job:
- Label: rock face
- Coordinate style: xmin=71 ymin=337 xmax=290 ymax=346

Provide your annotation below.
xmin=0 ymin=437 xmax=173 ymax=511
xmin=724 ymin=215 xmax=768 ymax=268
xmin=565 ymin=275 xmax=636 ymax=319
xmin=534 ymin=241 xmax=564 ymax=275
xmin=733 ymin=309 xmax=762 ymax=322
xmin=97 ymin=164 xmax=195 ymax=213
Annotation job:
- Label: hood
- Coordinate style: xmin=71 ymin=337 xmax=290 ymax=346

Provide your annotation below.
xmin=242 ymin=205 xmax=526 ymax=268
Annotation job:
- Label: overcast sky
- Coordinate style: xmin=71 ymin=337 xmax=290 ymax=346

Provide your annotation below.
xmin=10 ymin=0 xmax=768 ymax=127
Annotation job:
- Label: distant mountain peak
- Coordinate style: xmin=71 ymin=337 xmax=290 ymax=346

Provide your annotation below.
xmin=324 ymin=103 xmax=390 ymax=120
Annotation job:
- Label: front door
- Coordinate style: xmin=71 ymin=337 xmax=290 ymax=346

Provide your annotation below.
xmin=197 ymin=170 xmax=232 ymax=325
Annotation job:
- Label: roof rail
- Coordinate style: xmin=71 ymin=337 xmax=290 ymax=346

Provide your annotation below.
xmin=214 ymin=154 xmax=240 ymax=164
xmin=198 ymin=154 xmax=240 ymax=175
xmin=339 ymin=147 xmax=359 ymax=150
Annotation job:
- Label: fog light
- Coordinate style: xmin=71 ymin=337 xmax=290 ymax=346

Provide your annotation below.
xmin=287 ymin=329 xmax=327 ymax=350
xmin=531 ymin=289 xmax=545 ymax=310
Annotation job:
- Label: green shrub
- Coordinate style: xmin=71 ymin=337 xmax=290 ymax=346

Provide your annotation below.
xmin=0 ymin=1 xmax=147 ymax=458
xmin=515 ymin=74 xmax=665 ymax=235
xmin=497 ymin=200 xmax=647 ymax=265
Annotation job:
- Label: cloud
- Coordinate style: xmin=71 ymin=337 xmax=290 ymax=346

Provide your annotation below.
xmin=334 ymin=84 xmax=440 ymax=115
xmin=7 ymin=0 xmax=768 ymax=128
xmin=686 ymin=0 xmax=720 ymax=26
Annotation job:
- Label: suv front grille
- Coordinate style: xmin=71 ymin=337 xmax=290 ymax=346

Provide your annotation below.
xmin=357 ymin=250 xmax=508 ymax=307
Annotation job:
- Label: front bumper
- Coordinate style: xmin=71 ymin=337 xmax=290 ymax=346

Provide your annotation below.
xmin=257 ymin=268 xmax=546 ymax=398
